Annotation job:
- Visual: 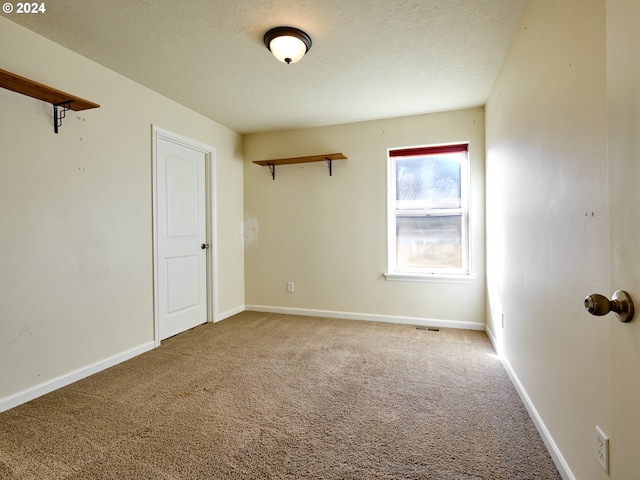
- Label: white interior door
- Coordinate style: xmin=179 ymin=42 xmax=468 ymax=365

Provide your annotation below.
xmin=156 ymin=136 xmax=208 ymax=340
xmin=607 ymin=1 xmax=640 ymax=477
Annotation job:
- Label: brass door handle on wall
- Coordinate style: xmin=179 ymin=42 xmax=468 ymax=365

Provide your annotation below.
xmin=584 ymin=290 xmax=634 ymax=323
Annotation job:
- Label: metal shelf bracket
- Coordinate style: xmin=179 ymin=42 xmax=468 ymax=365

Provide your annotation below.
xmin=325 ymin=157 xmax=333 ymax=176
xmin=53 ymin=101 xmax=72 ymax=134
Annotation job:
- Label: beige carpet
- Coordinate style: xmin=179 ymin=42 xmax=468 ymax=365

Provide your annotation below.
xmin=0 ymin=311 xmax=561 ymax=479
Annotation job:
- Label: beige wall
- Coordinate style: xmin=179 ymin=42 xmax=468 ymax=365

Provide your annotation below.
xmin=485 ymin=1 xmax=609 ymax=478
xmin=0 ymin=18 xmax=245 ymax=407
xmin=243 ymin=108 xmax=486 ymax=328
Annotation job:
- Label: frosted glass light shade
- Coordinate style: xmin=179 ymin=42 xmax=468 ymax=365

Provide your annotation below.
xmin=269 ymin=36 xmax=307 ymax=64
xmin=264 ymin=27 xmax=312 ymax=64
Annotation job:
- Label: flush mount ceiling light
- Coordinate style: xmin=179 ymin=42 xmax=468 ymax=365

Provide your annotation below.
xmin=263 ymin=26 xmax=312 ymax=65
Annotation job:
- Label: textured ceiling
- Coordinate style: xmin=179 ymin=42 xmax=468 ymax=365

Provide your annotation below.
xmin=7 ymin=0 xmax=526 ymax=134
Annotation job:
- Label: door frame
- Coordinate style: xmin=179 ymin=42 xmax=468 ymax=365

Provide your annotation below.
xmin=151 ymin=125 xmax=218 ymax=347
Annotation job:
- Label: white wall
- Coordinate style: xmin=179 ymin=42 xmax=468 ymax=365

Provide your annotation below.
xmin=485 ymin=1 xmax=609 ymax=478
xmin=0 ymin=18 xmax=245 ymax=409
xmin=243 ymin=108 xmax=485 ymax=328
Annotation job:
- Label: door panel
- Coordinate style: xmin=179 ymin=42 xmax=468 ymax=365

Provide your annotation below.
xmin=166 ymin=256 xmax=201 ymax=314
xmin=607 ymin=1 xmax=640 ymax=476
xmin=166 ymin=154 xmax=200 ymax=238
xmin=156 ymin=137 xmax=207 ymax=340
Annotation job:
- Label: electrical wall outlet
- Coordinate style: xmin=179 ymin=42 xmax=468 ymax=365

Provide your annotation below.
xmin=287 ymin=282 xmax=294 ymax=293
xmin=595 ymin=425 xmax=609 ymax=473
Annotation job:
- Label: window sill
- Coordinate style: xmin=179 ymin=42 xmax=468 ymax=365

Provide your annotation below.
xmin=384 ymin=272 xmax=476 ymax=284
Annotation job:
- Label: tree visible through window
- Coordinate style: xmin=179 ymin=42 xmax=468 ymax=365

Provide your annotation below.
xmin=388 ymin=144 xmax=469 ymax=275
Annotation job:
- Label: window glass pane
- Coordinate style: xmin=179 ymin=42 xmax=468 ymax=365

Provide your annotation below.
xmin=396 ymin=215 xmax=462 ymax=269
xmin=396 ymin=154 xmax=461 ymax=210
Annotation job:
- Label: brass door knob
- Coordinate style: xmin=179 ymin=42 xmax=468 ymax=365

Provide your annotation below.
xmin=584 ymin=290 xmax=634 ymax=323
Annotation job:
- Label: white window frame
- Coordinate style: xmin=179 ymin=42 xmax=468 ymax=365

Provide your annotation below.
xmin=385 ymin=143 xmax=471 ymax=282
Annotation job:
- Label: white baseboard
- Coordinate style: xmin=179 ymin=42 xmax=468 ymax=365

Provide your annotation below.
xmin=0 ymin=341 xmax=155 ymax=414
xmin=245 ymin=305 xmax=485 ymax=331
xmin=484 ymin=325 xmax=501 ymax=355
xmin=485 ymin=329 xmax=575 ymax=480
xmin=215 ymin=305 xmax=244 ymax=323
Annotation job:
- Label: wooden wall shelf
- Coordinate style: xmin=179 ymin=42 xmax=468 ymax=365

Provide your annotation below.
xmin=0 ymin=68 xmax=100 ymax=133
xmin=253 ymin=153 xmax=347 ymax=180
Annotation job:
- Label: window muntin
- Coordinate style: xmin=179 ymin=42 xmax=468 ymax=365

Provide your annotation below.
xmin=388 ymin=144 xmax=469 ymax=276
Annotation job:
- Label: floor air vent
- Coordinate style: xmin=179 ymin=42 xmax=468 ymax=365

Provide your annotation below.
xmin=416 ymin=326 xmax=440 ymax=332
